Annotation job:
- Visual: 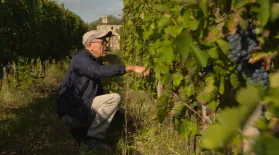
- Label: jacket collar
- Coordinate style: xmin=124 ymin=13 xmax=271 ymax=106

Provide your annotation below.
xmin=85 ymin=49 xmax=97 ymax=61
xmin=84 ymin=49 xmax=102 ymax=64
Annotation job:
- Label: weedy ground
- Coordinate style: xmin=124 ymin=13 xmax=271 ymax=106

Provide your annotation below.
xmin=0 ymin=53 xmax=186 ymax=155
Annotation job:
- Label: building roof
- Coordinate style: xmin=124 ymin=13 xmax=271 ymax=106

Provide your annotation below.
xmin=97 ymin=23 xmax=122 ymax=26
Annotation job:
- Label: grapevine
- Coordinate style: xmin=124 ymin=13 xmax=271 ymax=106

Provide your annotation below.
xmin=227 ymin=24 xmax=269 ymax=89
xmin=122 ymin=0 xmax=279 ymax=154
xmin=1 ymin=0 xmax=279 ymax=154
xmin=250 ymin=66 xmax=269 ymax=89
xmin=0 ymin=0 xmax=88 ymax=89
xmin=0 ymin=0 xmax=88 ymax=66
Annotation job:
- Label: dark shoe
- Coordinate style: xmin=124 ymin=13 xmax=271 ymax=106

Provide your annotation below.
xmin=69 ymin=127 xmax=89 ymax=145
xmin=81 ymin=136 xmax=103 ymax=149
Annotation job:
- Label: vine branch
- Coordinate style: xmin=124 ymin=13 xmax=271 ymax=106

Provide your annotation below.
xmin=171 ymin=91 xmax=212 ymax=124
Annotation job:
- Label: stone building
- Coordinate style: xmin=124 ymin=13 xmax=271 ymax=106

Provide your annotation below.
xmin=96 ymin=16 xmax=122 ymax=52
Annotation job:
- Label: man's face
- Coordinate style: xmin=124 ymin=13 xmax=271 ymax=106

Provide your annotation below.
xmin=89 ymin=38 xmax=109 ymax=58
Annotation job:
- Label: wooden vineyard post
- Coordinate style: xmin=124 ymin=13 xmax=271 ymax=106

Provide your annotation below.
xmin=242 ymin=104 xmax=262 ymax=155
xmin=157 ymin=81 xmax=164 ymax=98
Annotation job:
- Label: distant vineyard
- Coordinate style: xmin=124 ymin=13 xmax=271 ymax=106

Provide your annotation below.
xmin=0 ymin=0 xmax=88 ymax=88
xmin=0 ymin=0 xmax=88 ymax=65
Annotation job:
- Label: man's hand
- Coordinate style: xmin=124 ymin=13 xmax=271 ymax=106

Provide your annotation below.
xmin=134 ymin=66 xmax=150 ymax=77
xmin=125 ymin=65 xmax=150 ymax=77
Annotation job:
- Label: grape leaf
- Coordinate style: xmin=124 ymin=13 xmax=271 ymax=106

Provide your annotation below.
xmin=225 ymin=14 xmax=238 ymax=34
xmin=234 ymin=0 xmax=255 ymax=9
xmin=199 ymin=0 xmax=209 ymax=16
xmin=236 ymin=85 xmax=263 ymax=106
xmin=150 ymin=40 xmax=162 ymax=49
xmin=271 ymin=3 xmax=279 ymax=22
xmin=207 ymin=47 xmax=219 ymax=59
xmin=162 ymin=73 xmax=172 ymax=86
xmin=238 ymin=13 xmax=249 ymax=30
xmin=187 ymin=83 xmax=195 ymax=96
xmin=254 ymin=134 xmax=279 ymax=155
xmin=174 ymin=0 xmax=197 ymax=5
xmin=207 ymin=100 xmax=218 ymax=112
xmin=205 ymin=26 xmax=220 ymax=43
xmin=154 ymin=59 xmax=170 ymax=74
xmin=158 ymin=16 xmax=171 ymax=29
xmin=265 ymin=72 xmax=279 ymax=106
xmin=165 ymin=25 xmax=183 ymax=38
xmin=179 ymin=120 xmax=198 ymax=140
xmin=202 ymin=85 xmax=262 ymax=150
xmin=248 ymin=52 xmax=277 ymax=71
xmin=230 ymin=74 xmax=240 ymax=88
xmin=219 ymin=76 xmax=225 ymax=94
xmin=216 ymin=39 xmax=229 ymax=55
xmin=174 ymin=30 xmax=192 ymax=58
xmin=257 ymin=0 xmax=271 ymax=26
xmin=181 ymin=9 xmax=191 ymax=28
xmin=269 ymin=72 xmax=279 ymax=88
xmin=185 ymin=58 xmax=198 ymax=72
xmin=275 ymin=33 xmax=279 ymax=39
xmin=173 ymin=72 xmax=184 ymax=87
xmin=189 ymin=19 xmax=199 ymax=31
xmin=157 ymin=40 xmax=175 ymax=65
xmin=170 ymin=102 xmax=185 ymax=117
xmin=190 ymin=42 xmax=208 ymax=67
xmin=266 ymin=88 xmax=279 ymax=106
xmin=143 ymin=28 xmax=153 ymax=41
xmin=197 ymin=76 xmax=217 ymax=103
xmin=154 ymin=4 xmax=171 ymax=12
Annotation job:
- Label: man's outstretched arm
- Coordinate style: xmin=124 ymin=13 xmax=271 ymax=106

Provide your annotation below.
xmin=125 ymin=65 xmax=150 ymax=77
xmin=73 ymin=56 xmax=150 ymax=79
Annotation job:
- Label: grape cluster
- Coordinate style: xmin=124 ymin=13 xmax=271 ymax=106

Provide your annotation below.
xmin=227 ymin=24 xmax=269 ymax=89
xmin=250 ymin=66 xmax=269 ymax=89
xmin=201 ymin=64 xmax=214 ymax=76
xmin=227 ymin=25 xmax=258 ymax=66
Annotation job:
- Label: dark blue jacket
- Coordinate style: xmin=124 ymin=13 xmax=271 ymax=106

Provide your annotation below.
xmin=56 ymin=49 xmax=126 ymax=120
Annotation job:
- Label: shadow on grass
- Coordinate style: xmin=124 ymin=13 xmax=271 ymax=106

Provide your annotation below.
xmin=0 ymin=91 xmax=80 ymax=155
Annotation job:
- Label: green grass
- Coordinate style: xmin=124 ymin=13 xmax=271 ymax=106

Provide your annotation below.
xmin=0 ymin=56 xmax=186 ymax=155
xmin=115 ymin=88 xmax=186 ymax=155
xmin=0 ymin=63 xmax=79 ymax=154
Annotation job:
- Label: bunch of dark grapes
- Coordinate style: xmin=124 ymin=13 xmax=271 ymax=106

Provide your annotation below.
xmin=250 ymin=66 xmax=269 ymax=90
xmin=200 ymin=64 xmax=214 ymax=76
xmin=227 ymin=25 xmax=258 ymax=66
xmin=227 ymin=24 xmax=269 ymax=89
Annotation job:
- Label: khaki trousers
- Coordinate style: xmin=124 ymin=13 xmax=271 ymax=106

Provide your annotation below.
xmin=62 ymin=93 xmax=121 ymax=139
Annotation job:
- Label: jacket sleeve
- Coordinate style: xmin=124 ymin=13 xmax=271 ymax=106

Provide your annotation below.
xmin=73 ymin=55 xmax=126 ymax=79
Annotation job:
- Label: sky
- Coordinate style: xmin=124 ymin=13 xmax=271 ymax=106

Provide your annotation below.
xmin=53 ymin=0 xmax=123 ymax=23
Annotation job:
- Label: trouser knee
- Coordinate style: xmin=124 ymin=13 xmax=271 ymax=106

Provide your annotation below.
xmin=110 ymin=93 xmax=121 ymax=106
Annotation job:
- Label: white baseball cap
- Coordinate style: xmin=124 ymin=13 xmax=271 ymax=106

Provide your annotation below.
xmin=82 ymin=30 xmax=112 ymax=46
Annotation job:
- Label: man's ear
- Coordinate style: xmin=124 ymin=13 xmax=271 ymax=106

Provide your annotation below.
xmin=86 ymin=42 xmax=93 ymax=49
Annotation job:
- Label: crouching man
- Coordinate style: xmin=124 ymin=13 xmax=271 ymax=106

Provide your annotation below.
xmin=56 ymin=30 xmax=149 ymax=151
